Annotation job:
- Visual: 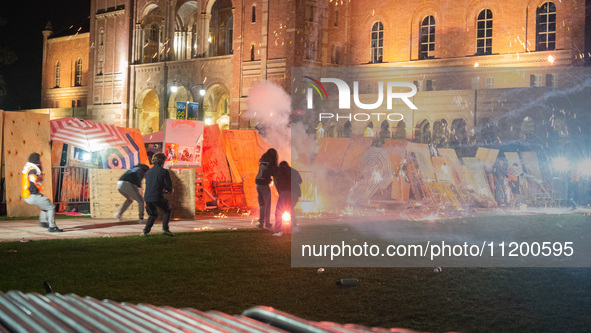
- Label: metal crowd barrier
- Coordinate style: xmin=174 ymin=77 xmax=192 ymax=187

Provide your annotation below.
xmin=51 ymin=166 xmax=90 ymax=205
xmin=0 ymin=291 xmax=423 ymax=333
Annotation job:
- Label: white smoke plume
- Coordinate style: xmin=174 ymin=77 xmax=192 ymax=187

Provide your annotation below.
xmin=245 ymin=81 xmax=292 ymax=162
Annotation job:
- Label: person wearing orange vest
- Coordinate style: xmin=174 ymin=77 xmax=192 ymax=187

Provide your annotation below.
xmin=22 ymin=153 xmax=63 ymax=232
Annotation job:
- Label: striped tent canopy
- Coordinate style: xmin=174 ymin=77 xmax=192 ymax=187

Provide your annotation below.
xmin=50 ymin=117 xmax=128 ymax=152
xmin=347 ymin=146 xmax=394 ymax=205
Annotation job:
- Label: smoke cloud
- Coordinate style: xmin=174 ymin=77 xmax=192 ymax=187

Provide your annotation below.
xmin=245 ymin=81 xmax=292 ymax=161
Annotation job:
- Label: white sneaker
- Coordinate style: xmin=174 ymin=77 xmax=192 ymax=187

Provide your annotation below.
xmin=113 ymin=213 xmax=121 ymax=221
xmin=273 ymin=232 xmax=283 ymax=237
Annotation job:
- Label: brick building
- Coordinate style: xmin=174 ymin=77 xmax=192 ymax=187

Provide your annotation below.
xmin=41 ymin=0 xmax=590 ymax=143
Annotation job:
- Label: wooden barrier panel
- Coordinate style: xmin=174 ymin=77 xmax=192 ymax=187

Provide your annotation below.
xmin=475 ymin=147 xmax=499 ymax=173
xmin=313 ymin=138 xmax=349 ymax=169
xmin=202 ymin=125 xmax=231 ymax=195
xmin=341 ymin=136 xmax=373 ymax=172
xmin=4 ymin=112 xmax=53 ymax=217
xmin=89 ymin=169 xmax=195 ymax=219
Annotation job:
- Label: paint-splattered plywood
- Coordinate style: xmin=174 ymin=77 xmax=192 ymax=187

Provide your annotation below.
xmin=202 ymin=125 xmax=231 ymax=195
xmin=4 ymin=112 xmax=53 ymax=217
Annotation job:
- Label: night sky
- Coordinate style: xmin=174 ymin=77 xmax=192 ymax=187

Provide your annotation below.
xmin=0 ymin=0 xmax=90 ymax=110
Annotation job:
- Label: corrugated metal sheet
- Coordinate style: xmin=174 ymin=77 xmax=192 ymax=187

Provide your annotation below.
xmin=0 ymin=291 xmax=423 ymax=333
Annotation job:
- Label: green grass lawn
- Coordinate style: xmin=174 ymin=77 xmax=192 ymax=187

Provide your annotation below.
xmin=0 ymin=226 xmax=590 ymax=332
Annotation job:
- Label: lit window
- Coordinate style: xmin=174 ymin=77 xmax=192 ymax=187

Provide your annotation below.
xmin=419 ymin=16 xmax=435 ymax=60
xmin=55 ymin=62 xmax=61 ymax=87
xmin=97 ymin=58 xmax=104 ymax=75
xmin=75 ymin=59 xmax=82 ymax=86
xmin=530 ymin=74 xmax=543 ymax=87
xmin=536 ymin=2 xmax=556 ymax=51
xmin=476 ymin=9 xmax=493 ymax=55
xmin=370 ymin=21 xmax=383 ymax=63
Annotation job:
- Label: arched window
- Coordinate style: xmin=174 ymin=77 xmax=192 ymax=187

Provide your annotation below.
xmin=75 ymin=59 xmax=82 ymax=86
xmin=252 ymin=5 xmax=256 ymax=23
xmin=419 ymin=16 xmax=435 ymax=60
xmin=370 ymin=21 xmax=383 ymax=63
xmin=536 ymin=2 xmax=556 ymax=51
xmin=55 ymin=62 xmax=61 ymax=88
xmin=250 ymin=44 xmax=255 ymax=61
xmin=149 ymin=24 xmax=159 ymax=43
xmin=476 ymin=9 xmax=492 ymax=55
xmin=98 ymin=28 xmax=104 ymax=46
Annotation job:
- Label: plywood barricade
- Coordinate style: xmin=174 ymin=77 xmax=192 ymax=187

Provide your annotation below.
xmin=383 ymin=139 xmax=409 ymax=201
xmin=438 ymin=148 xmax=469 ymax=187
xmin=406 ymin=142 xmax=436 ymax=182
xmin=313 ymin=138 xmax=349 ymax=170
xmin=462 ymin=157 xmax=497 ymax=207
xmin=4 ymin=112 xmax=53 ymax=217
xmin=341 ymin=136 xmax=373 ymax=173
xmin=202 ymin=125 xmax=231 ymax=197
xmin=89 ymin=169 xmax=195 ymax=219
xmin=475 ymin=147 xmax=499 ymax=173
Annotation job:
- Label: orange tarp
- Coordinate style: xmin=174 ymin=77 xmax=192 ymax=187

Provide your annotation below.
xmin=222 ymin=130 xmax=263 ymax=207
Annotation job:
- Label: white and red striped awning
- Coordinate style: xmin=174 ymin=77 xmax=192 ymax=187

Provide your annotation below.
xmin=50 ymin=117 xmax=128 ymax=152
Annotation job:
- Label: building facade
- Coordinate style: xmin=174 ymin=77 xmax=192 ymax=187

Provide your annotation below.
xmin=41 ymin=0 xmax=589 ymax=143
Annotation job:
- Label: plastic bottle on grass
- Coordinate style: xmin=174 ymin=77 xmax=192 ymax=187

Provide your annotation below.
xmin=336 ymin=278 xmax=359 ymax=286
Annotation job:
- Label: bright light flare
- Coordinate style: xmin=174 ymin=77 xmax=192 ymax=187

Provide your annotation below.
xmin=82 ymin=153 xmax=91 ymax=161
xmin=282 ymin=211 xmax=291 ymax=222
xmin=577 ymin=159 xmax=591 ymax=175
xmin=548 ymin=55 xmax=555 ymax=64
xmin=551 ymin=157 xmax=570 ymax=172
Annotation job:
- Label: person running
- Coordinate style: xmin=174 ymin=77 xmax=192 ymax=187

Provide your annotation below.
xmin=114 ymin=164 xmax=150 ymax=224
xmin=255 ymin=148 xmax=278 ymax=230
xmin=493 ymin=158 xmax=509 ymax=207
xmin=273 ymin=161 xmax=303 ymax=236
xmin=22 ymin=153 xmax=63 ymax=232
xmin=142 ymin=153 xmax=174 ymax=236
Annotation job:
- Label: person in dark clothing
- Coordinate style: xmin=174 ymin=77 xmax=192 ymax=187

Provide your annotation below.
xmin=142 ymin=153 xmax=174 ymax=236
xmin=566 ymin=168 xmax=580 ymax=210
xmin=493 ymin=158 xmax=509 ymax=207
xmin=114 ymin=164 xmax=150 ymax=223
xmin=507 ymin=163 xmax=522 ymax=207
xmin=256 ymin=148 xmax=278 ymax=230
xmin=273 ymin=161 xmax=303 ymax=236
